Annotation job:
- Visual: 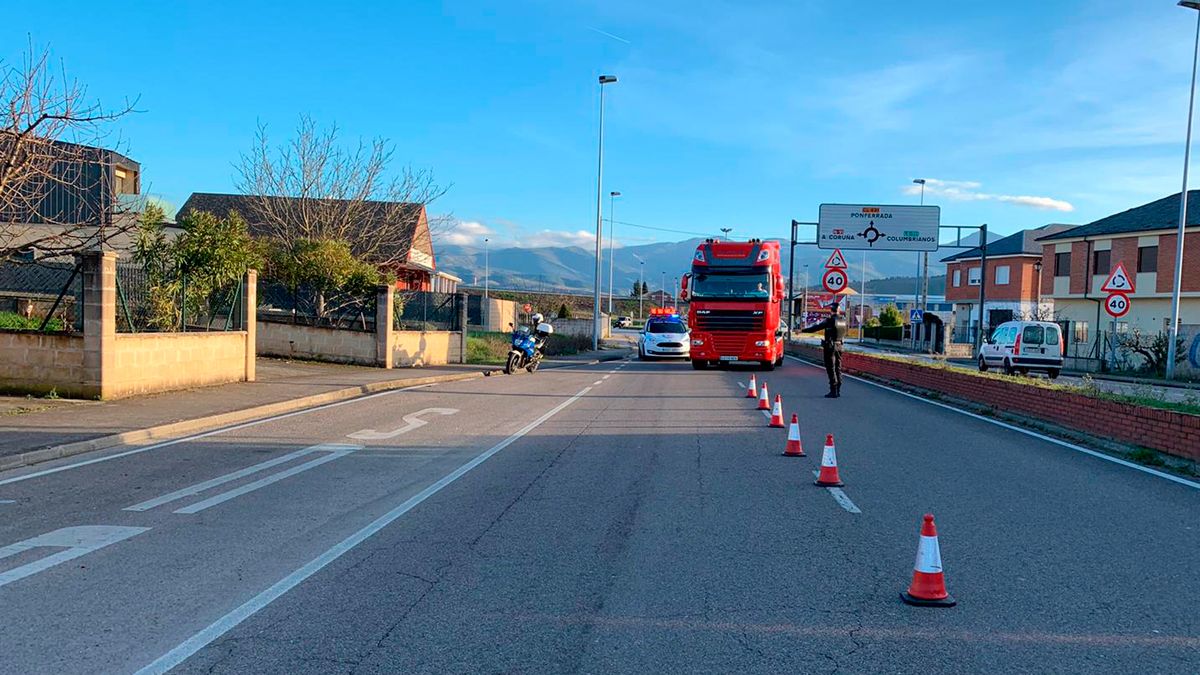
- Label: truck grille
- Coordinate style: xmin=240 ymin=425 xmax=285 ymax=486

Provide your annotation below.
xmin=711 ymin=334 xmax=746 ymax=352
xmin=693 ymin=309 xmax=764 ymax=332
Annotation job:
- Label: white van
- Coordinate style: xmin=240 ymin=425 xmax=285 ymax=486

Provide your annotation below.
xmin=977 ymin=320 xmax=1065 ymax=378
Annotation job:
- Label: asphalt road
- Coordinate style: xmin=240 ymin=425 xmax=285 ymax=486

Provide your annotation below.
xmin=0 ymin=355 xmax=1198 ymax=673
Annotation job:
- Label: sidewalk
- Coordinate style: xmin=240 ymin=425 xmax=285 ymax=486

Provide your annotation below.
xmin=0 ymin=349 xmax=629 ymax=471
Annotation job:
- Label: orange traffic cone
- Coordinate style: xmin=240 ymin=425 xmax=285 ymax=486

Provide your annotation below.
xmin=782 ymin=415 xmax=805 ymax=457
xmin=768 ymin=395 xmax=785 ymax=428
xmin=745 ymin=374 xmax=757 ymax=398
xmin=757 ymin=383 xmax=770 ymax=410
xmin=814 ymin=434 xmax=844 ymax=487
xmin=901 ymin=514 xmax=956 ymax=607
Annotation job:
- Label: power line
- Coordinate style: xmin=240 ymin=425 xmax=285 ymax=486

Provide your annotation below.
xmin=611 ymin=220 xmax=714 ymax=238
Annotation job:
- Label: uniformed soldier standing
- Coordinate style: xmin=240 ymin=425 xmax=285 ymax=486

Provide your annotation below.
xmin=801 ymin=302 xmax=848 ymax=398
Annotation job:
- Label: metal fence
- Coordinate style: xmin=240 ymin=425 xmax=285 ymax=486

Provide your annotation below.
xmin=116 ymin=263 xmax=245 ymax=333
xmin=395 ymin=291 xmax=461 ymax=331
xmin=0 ymin=260 xmax=83 ymax=332
xmin=256 ymin=279 xmax=377 ymax=332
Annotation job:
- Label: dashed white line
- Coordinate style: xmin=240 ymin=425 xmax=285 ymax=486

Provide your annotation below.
xmin=811 ymin=470 xmax=861 ymax=514
xmin=785 ymin=355 xmax=1200 ymax=491
xmin=0 ymin=500 xmax=14 ymax=504
xmin=134 ymin=384 xmax=596 ymax=675
xmin=593 ymin=380 xmax=603 ymax=385
xmin=602 ymin=375 xmax=611 ymax=380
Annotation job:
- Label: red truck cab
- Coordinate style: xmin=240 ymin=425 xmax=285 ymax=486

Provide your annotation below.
xmin=682 ymin=238 xmax=785 ymax=371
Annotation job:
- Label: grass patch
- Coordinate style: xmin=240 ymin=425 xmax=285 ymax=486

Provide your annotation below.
xmin=0 ymin=311 xmax=64 ymax=332
xmin=466 ymin=331 xmax=597 ymax=365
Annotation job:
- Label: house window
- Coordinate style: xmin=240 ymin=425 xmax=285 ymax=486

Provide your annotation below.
xmin=953 ymin=270 xmax=962 ymax=287
xmin=968 ymin=267 xmax=981 ymax=286
xmin=1092 ymin=249 xmax=1111 ymax=276
xmin=995 ymin=265 xmax=1010 ymax=285
xmin=1054 ymin=252 xmax=1071 ymax=277
xmin=1074 ymin=321 xmax=1089 ymax=344
xmin=1137 ymin=246 xmax=1158 ymax=273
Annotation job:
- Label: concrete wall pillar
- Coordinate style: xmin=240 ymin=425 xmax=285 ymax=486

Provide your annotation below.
xmin=243 ymin=269 xmax=257 ymax=382
xmin=376 ymin=284 xmax=394 ymax=368
xmin=81 ymin=251 xmax=117 ymax=398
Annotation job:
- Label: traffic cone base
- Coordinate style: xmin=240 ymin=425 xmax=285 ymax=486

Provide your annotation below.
xmin=814 ymin=434 xmax=843 ymax=486
xmin=783 ymin=414 xmax=805 ymax=457
xmin=769 ymin=395 xmax=785 ymax=427
xmin=900 ymin=514 xmax=956 ymax=608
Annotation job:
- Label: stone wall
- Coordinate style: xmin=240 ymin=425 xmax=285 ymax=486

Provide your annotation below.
xmin=258 ymin=321 xmax=377 ymax=366
xmin=0 ymin=330 xmax=88 ymax=397
xmin=108 ymin=332 xmax=249 ymax=398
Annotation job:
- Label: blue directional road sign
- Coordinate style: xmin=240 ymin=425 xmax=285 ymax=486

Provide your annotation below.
xmin=909 ymin=309 xmax=924 ymax=324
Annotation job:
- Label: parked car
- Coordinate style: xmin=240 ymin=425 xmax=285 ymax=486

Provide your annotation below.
xmin=616 ymin=316 xmax=633 ymax=328
xmin=639 ymin=315 xmax=690 ymax=360
xmin=978 ymin=320 xmax=1064 ymax=378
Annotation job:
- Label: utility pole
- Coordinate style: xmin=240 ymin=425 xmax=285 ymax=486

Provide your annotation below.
xmin=607 ymin=190 xmax=621 ymax=315
xmin=801 ymin=265 xmax=809 ymax=329
xmin=638 ymin=261 xmax=644 ymax=320
xmin=592 ymin=74 xmax=617 ymax=350
xmin=1168 ymin=2 xmax=1200 ymax=379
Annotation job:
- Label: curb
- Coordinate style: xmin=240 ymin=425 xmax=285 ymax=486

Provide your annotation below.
xmin=0 ymin=370 xmax=487 ymax=474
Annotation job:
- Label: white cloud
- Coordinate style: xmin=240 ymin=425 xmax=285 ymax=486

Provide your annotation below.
xmin=439 ymin=220 xmax=493 ymax=246
xmin=524 ymin=229 xmax=599 ymax=248
xmin=903 ymin=178 xmax=1074 ymax=213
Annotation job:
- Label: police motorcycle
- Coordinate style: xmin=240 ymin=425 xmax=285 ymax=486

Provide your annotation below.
xmin=504 ymin=313 xmax=554 ymax=374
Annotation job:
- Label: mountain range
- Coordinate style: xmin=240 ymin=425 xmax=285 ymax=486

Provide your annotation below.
xmin=434 ymin=236 xmax=991 ymax=295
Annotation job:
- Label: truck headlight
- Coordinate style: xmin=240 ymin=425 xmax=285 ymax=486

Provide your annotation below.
xmin=755 ymin=340 xmax=768 ymax=347
xmin=692 ymin=339 xmax=703 ymax=346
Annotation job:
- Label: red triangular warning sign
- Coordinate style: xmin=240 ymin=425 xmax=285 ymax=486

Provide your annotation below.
xmin=824 ymin=249 xmax=848 ymax=269
xmin=1100 ymin=262 xmax=1135 ymax=293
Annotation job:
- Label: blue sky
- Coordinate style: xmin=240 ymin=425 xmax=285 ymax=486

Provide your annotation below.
xmin=6 ymin=1 xmax=1200 ymax=250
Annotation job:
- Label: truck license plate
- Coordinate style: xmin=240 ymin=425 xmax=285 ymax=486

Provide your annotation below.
xmin=719 ymin=356 xmax=737 ymax=361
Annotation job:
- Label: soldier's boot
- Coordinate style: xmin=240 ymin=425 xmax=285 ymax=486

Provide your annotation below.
xmin=824 ymin=386 xmax=837 ymax=399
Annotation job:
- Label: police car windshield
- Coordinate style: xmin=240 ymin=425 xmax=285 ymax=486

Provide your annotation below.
xmin=647 ymin=321 xmax=686 ymax=334
xmin=691 ymin=271 xmax=770 ymax=299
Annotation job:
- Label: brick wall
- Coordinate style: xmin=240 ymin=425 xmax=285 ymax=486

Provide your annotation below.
xmin=0 ymin=330 xmax=89 ymax=397
xmin=1156 ymin=231 xmax=1200 ymax=293
xmin=945 ymin=256 xmax=1038 ymax=303
xmin=108 ymin=332 xmax=248 ymax=398
xmin=1069 ymin=241 xmax=1090 ymax=294
xmin=258 ymin=322 xmax=377 ymax=366
xmin=788 ymin=343 xmax=1200 ymax=461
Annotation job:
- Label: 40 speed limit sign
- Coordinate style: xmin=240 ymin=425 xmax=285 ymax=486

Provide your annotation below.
xmin=1104 ymin=292 xmax=1130 ymax=318
xmin=822 ymin=268 xmax=849 ymax=294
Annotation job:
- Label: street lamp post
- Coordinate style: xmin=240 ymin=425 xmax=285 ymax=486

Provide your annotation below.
xmin=720 ymin=227 xmax=732 ymax=240
xmin=1034 ymin=260 xmax=1043 ymax=317
xmin=1167 ymin=1 xmax=1200 ymax=379
xmin=592 ymin=75 xmax=617 ymax=350
xmin=607 ymin=191 xmax=621 ymax=315
xmin=639 ymin=261 xmax=645 ymax=320
xmin=661 ymin=271 xmax=666 ymax=308
xmin=483 ymin=238 xmax=490 ymax=303
xmin=802 ymin=264 xmax=809 ymax=328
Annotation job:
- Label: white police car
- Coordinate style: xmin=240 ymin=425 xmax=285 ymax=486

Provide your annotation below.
xmin=639 ymin=311 xmax=690 ymax=360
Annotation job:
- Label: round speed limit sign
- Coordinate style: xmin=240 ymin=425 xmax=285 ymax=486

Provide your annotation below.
xmin=822 ymin=268 xmax=849 ymax=294
xmin=1104 ymin=292 xmax=1130 ymax=318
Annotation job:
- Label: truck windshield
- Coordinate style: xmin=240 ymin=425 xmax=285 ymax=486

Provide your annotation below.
xmin=690 ymin=271 xmax=770 ymax=299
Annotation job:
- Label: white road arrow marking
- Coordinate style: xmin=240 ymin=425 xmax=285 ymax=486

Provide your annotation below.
xmin=347 ymin=408 xmax=459 ymax=440
xmin=0 ymin=525 xmax=149 ymax=588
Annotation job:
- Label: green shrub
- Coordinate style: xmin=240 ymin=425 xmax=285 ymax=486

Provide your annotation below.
xmin=878 ymin=305 xmax=903 ymax=327
xmin=0 ymin=311 xmax=64 ymax=332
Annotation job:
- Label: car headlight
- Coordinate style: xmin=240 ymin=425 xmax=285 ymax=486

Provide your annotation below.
xmin=755 ymin=340 xmax=768 ymax=347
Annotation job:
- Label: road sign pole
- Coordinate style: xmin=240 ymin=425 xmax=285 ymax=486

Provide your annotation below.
xmin=788 ymin=219 xmax=798 ymax=337
xmin=975 ymin=223 xmax=988 ymax=355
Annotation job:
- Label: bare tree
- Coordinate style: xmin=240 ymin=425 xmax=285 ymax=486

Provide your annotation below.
xmin=0 ymin=42 xmax=137 ymax=258
xmin=235 ymin=116 xmax=449 ymax=267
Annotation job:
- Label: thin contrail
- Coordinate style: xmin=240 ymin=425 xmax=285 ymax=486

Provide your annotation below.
xmin=587 ymin=26 xmax=631 ymax=44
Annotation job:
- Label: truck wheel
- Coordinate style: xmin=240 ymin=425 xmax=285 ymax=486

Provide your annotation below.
xmin=691 ymin=360 xmax=708 ymax=370
xmin=760 ymin=360 xmax=776 ymax=372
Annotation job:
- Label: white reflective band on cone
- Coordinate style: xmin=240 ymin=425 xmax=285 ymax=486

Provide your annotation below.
xmin=822 ymin=447 xmax=837 ymax=467
xmin=914 ymin=535 xmax=943 ymax=573
xmin=772 ymin=402 xmax=782 ymax=415
xmin=788 ymin=424 xmax=800 ymax=441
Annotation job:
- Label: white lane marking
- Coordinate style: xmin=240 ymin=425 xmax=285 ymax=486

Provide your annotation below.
xmin=602 ymin=375 xmax=611 ymax=380
xmin=811 ymin=470 xmax=861 ymax=514
xmin=0 ymin=525 xmax=149 ymax=588
xmin=760 ymin=409 xmax=771 ymax=419
xmin=347 ymin=408 xmax=459 ymax=440
xmin=593 ymin=380 xmax=602 ymax=385
xmin=174 ymin=446 xmax=359 ymax=515
xmin=0 ymin=382 xmax=439 ymax=488
xmin=0 ymin=499 xmax=14 ymax=504
xmin=124 ymin=444 xmax=358 ymax=513
xmin=134 ymin=385 xmax=595 ymax=675
xmin=786 ymin=355 xmax=1200 ymax=491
